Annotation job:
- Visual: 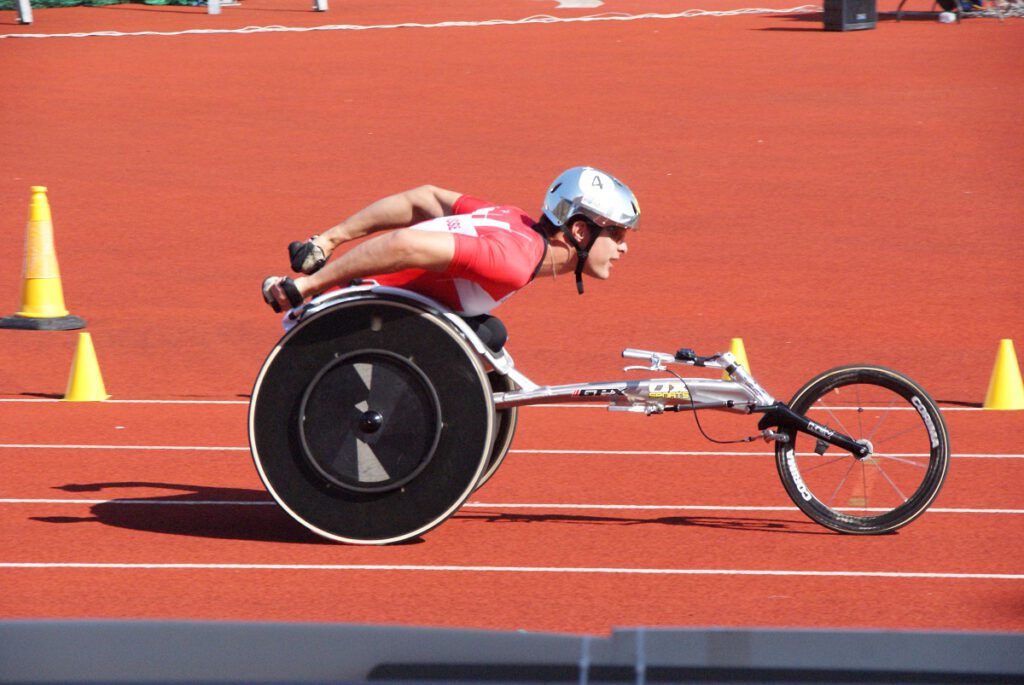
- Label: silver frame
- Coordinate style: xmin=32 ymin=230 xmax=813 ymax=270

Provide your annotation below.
xmin=493 ymin=349 xmax=775 ymax=415
xmin=288 ymin=285 xmax=776 ymax=419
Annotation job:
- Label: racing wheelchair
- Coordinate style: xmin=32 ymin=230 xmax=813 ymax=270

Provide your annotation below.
xmin=249 ymin=284 xmax=950 ymax=544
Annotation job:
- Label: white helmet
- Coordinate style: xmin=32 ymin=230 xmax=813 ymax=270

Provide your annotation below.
xmin=541 ymin=166 xmax=640 ymax=294
xmin=542 ymin=166 xmax=640 ymax=231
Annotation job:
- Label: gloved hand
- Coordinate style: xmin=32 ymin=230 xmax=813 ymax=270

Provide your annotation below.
xmin=261 ymin=276 xmax=305 ymax=312
xmin=288 ymin=237 xmax=327 ymax=274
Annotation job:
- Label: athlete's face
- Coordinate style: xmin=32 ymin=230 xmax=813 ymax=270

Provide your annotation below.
xmin=581 ymin=224 xmax=629 ymax=280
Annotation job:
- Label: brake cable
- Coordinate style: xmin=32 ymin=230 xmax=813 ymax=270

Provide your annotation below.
xmin=664 ymin=366 xmax=760 ymax=445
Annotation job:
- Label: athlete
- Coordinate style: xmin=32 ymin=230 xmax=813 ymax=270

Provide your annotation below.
xmin=261 ymin=166 xmax=641 ymax=317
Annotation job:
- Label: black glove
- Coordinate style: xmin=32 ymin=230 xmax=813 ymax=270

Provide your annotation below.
xmin=288 ymin=238 xmax=327 ymax=274
xmin=261 ymin=276 xmax=304 ymax=312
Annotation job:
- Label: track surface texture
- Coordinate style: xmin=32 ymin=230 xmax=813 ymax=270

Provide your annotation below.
xmin=1 ymin=0 xmax=1022 ymax=636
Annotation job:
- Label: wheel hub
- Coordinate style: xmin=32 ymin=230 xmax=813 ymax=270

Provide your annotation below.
xmin=297 ymin=349 xmax=442 ymax=494
xmin=358 ymin=410 xmax=384 ymax=434
xmin=855 ymin=438 xmax=874 ymax=460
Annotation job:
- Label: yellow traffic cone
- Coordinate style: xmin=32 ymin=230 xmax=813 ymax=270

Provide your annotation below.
xmin=63 ymin=332 xmax=110 ymax=402
xmin=983 ymin=339 xmax=1024 ymax=410
xmin=723 ymin=337 xmax=750 ymax=380
xmin=0 ymin=186 xmax=85 ymax=330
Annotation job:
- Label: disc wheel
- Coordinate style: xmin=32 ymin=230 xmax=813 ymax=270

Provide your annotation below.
xmin=298 ymin=349 xmax=442 ymax=494
xmin=249 ymin=298 xmax=494 ymax=544
xmin=775 ymin=365 xmax=950 ymax=534
xmin=474 ymin=372 xmax=519 ymax=490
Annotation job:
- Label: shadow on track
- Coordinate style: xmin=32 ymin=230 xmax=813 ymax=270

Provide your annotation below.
xmin=32 ymin=483 xmax=833 ymax=541
xmin=454 ymin=509 xmax=833 ymax=536
xmin=31 ymin=481 xmax=332 ymax=545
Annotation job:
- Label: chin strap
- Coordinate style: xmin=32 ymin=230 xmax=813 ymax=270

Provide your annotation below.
xmin=558 ymin=220 xmax=604 ymax=295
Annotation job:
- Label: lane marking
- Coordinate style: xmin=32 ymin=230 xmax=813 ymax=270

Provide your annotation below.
xmin=0 ymin=398 xmax=986 ymax=411
xmin=0 ymin=444 xmax=248 ymax=451
xmin=514 ymin=405 xmax=988 ymax=412
xmin=511 ymin=449 xmax=1023 ymax=458
xmin=0 ymin=499 xmax=276 ymax=506
xmin=1 ymin=562 xmax=1021 ymax=580
xmin=476 ymin=503 xmax=1024 ymax=514
xmin=2 ymin=499 xmax=1022 ymax=515
xmin=0 ymin=444 xmax=1020 ymax=458
xmin=0 ymin=399 xmax=248 ymax=404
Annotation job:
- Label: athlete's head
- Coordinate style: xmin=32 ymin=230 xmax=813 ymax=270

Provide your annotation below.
xmin=541 ymin=166 xmax=640 ymax=294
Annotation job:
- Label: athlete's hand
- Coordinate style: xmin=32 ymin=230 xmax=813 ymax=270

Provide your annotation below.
xmin=288 ymin=236 xmax=328 ymax=274
xmin=261 ymin=276 xmax=305 ymax=312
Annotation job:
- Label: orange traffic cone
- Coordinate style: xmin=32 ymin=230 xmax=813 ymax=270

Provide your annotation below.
xmin=0 ymin=186 xmax=85 ymax=330
xmin=63 ymin=332 xmax=110 ymax=402
xmin=983 ymin=339 xmax=1024 ymax=410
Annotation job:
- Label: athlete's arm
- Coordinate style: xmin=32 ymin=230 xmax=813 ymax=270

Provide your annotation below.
xmin=318 ymin=185 xmax=462 ymax=249
xmin=265 ymin=229 xmax=457 ymax=309
xmin=266 ymin=185 xmax=465 ymax=310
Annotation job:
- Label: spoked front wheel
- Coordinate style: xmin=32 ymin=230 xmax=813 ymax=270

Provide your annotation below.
xmin=775 ymin=365 xmax=950 ymax=534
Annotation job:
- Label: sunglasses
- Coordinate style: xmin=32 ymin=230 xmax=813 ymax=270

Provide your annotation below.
xmin=604 ymin=226 xmax=629 ymax=243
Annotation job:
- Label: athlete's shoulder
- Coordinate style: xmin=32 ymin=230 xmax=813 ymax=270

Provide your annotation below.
xmin=454 ymin=196 xmax=534 ymax=222
xmin=452 ymin=194 xmax=492 ymax=215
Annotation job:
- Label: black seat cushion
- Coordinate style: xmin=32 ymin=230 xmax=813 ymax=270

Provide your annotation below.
xmin=459 ymin=314 xmax=507 ymax=353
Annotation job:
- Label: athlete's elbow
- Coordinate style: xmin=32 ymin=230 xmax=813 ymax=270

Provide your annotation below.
xmin=406 ymin=185 xmax=446 ymax=220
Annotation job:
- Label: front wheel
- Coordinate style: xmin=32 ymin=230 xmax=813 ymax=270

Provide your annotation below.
xmin=775 ymin=365 xmax=950 ymax=534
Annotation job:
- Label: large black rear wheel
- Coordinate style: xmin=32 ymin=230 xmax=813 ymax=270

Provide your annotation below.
xmin=249 ymin=297 xmax=494 ymax=544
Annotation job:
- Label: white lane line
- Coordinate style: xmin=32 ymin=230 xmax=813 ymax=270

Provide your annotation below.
xmin=2 ymin=499 xmax=1022 ymax=515
xmin=0 ymin=444 xmax=248 ymax=451
xmin=473 ymin=504 xmax=1024 ymax=515
xmin=0 ymin=499 xmax=276 ymax=506
xmin=0 ymin=399 xmax=248 ymax=404
xmin=511 ymin=449 xmax=1024 ymax=459
xmin=0 ymin=399 xmax=986 ymax=411
xmin=0 ymin=444 xmax=1020 ymax=458
xmin=1 ymin=562 xmax=1020 ymax=580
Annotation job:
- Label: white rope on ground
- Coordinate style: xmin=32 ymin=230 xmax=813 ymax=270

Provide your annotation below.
xmin=0 ymin=6 xmax=823 ymax=39
xmin=977 ymin=0 xmax=1024 ymax=15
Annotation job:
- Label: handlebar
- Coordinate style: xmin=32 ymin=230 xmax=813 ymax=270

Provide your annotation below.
xmin=622 ymin=347 xmax=724 ymax=369
xmin=622 ymin=348 xmax=677 ymax=365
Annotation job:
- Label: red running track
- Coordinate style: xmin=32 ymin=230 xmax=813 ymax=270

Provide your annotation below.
xmin=1 ymin=400 xmax=1022 ymax=633
xmin=1 ymin=0 xmax=1022 ymax=635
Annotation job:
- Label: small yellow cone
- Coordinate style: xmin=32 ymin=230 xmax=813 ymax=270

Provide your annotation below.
xmin=0 ymin=186 xmax=85 ymax=330
xmin=64 ymin=332 xmax=110 ymax=402
xmin=983 ymin=339 xmax=1024 ymax=410
xmin=723 ymin=337 xmax=750 ymax=380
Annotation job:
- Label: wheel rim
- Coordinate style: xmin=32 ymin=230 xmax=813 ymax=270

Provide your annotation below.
xmin=780 ymin=368 xmax=948 ymax=532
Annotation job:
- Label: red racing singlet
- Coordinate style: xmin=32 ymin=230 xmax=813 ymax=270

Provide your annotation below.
xmin=372 ymin=195 xmax=548 ymax=316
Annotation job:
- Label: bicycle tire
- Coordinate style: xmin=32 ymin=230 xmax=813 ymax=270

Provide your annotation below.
xmin=775 ymin=365 xmax=950 ymax=534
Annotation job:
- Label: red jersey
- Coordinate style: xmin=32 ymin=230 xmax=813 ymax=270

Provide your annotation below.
xmin=373 ymin=195 xmax=548 ymax=316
